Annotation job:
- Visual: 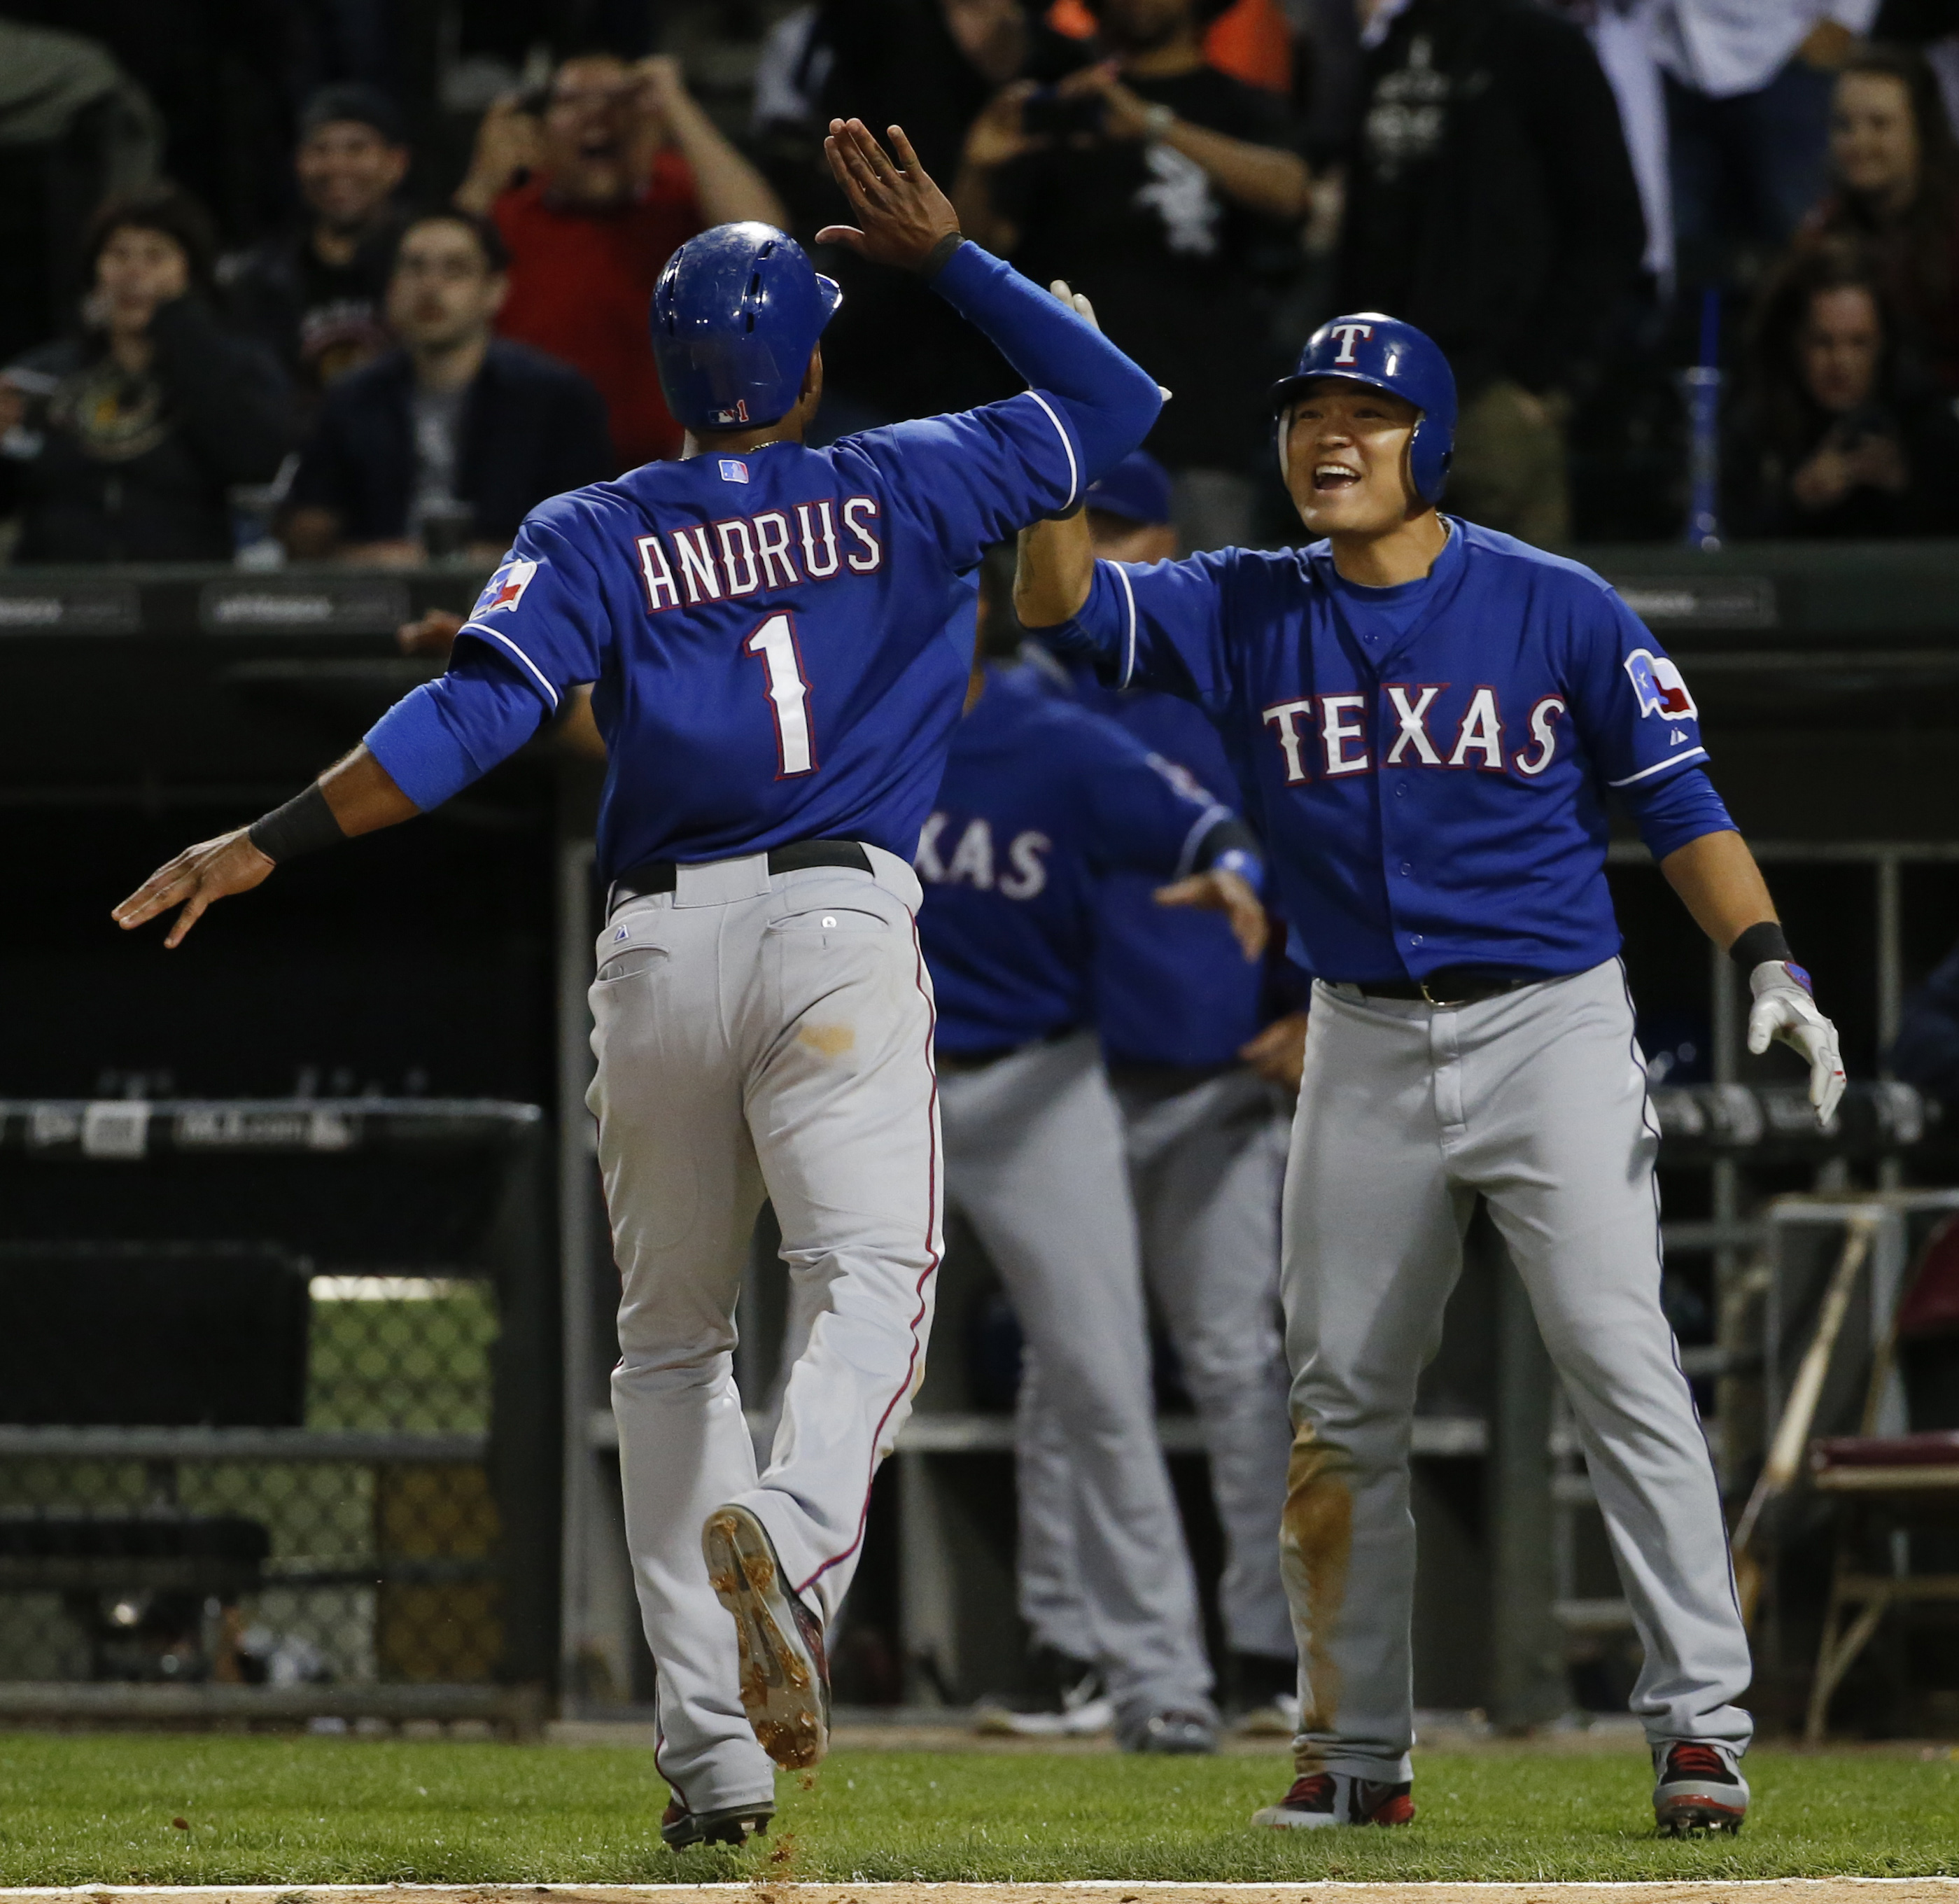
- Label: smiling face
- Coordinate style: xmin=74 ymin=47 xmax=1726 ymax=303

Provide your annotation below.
xmin=1830 ymin=71 xmax=1919 ymax=209
xmin=295 ymin=120 xmax=409 ymax=232
xmin=1282 ymin=377 xmax=1425 ymax=539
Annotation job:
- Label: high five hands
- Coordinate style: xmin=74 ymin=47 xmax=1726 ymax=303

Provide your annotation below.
xmin=817 ymin=120 xmax=962 ymax=272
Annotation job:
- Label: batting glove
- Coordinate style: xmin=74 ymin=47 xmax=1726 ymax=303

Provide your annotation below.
xmin=1746 ymin=960 xmax=1846 ymax=1128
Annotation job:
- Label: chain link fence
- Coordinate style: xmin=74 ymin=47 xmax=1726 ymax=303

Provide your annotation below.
xmin=0 ymin=1102 xmax=556 ymax=1726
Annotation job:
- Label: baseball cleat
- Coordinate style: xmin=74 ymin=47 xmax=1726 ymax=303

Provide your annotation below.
xmin=659 ymin=1797 xmax=773 ymax=1849
xmin=974 ymin=1649 xmax=1114 ymax=1737
xmin=701 ymin=1502 xmax=830 ymax=1769
xmin=1252 ymin=1770 xmax=1415 ymax=1828
xmin=1652 ymin=1740 xmax=1748 ymax=1836
xmin=1121 ymin=1708 xmax=1219 ymax=1755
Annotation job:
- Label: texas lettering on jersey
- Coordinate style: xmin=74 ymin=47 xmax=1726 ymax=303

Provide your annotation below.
xmin=1259 ymin=683 xmax=1585 ymax=784
xmin=916 ymin=813 xmax=1053 ymax=899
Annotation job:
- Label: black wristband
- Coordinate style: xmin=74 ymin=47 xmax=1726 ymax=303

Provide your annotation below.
xmin=248 ymin=782 xmax=346 ymax=864
xmin=920 ymin=231 xmax=966 ymax=279
xmin=1729 ymin=920 xmax=1792 ymax=971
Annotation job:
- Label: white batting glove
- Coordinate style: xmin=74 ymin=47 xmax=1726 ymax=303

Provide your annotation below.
xmin=1746 ymin=960 xmax=1846 ymax=1128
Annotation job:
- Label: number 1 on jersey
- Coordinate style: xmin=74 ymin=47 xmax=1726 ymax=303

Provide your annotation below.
xmin=745 ymin=611 xmax=816 ymax=777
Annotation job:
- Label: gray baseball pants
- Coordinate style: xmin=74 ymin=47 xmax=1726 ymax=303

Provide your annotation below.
xmin=1021 ymin=1064 xmax=1294 ymax=1663
xmin=940 ymin=1030 xmax=1215 ymax=1727
xmin=589 ymin=846 xmax=941 ymax=1815
xmin=1282 ymin=959 xmax=1753 ymax=1782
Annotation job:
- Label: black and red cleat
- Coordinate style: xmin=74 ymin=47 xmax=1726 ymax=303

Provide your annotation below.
xmin=659 ymin=1796 xmax=773 ymax=1849
xmin=1251 ymin=1770 xmax=1415 ymax=1829
xmin=1652 ymin=1741 xmax=1749 ymax=1837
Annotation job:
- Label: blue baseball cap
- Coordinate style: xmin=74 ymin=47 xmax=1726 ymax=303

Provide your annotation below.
xmin=1084 ymin=450 xmax=1173 ymax=528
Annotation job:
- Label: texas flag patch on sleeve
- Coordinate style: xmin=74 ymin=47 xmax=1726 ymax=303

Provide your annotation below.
xmin=1624 ymin=648 xmax=1698 ymax=720
xmin=476 ymin=556 xmax=540 ymax=616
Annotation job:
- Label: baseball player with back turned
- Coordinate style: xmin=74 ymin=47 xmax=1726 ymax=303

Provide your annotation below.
xmin=113 ymin=120 xmax=1162 ymax=1849
xmin=1016 ymin=314 xmax=1845 ymax=1837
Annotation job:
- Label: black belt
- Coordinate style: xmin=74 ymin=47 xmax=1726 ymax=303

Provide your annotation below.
xmin=937 ymin=1026 xmax=1078 ymax=1073
xmin=1351 ymin=966 xmax=1545 ymax=1008
xmin=608 ymin=838 xmax=872 ymax=914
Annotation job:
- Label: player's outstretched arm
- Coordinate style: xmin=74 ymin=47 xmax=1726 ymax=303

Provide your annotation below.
xmin=112 ymin=746 xmax=416 ymax=949
xmin=816 ymin=118 xmax=963 ymax=272
xmin=1659 ymin=827 xmax=1846 ymax=1126
xmin=1015 ymin=512 xmax=1095 ymax=629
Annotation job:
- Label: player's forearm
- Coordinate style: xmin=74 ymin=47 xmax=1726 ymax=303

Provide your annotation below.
xmin=318 ymin=746 xmax=420 ymax=836
xmin=1013 ymin=514 xmax=1095 ymax=629
xmin=1163 ymin=122 xmax=1310 ymax=220
xmin=1659 ymin=828 xmax=1778 ymax=952
xmin=666 ymin=95 xmax=789 ymax=227
xmin=932 ymin=242 xmax=1160 ymax=468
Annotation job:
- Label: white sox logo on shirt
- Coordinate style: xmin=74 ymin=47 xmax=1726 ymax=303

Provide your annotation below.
xmin=1327 ymin=322 xmax=1375 ymax=365
xmin=1261 ymin=684 xmax=1575 ymax=784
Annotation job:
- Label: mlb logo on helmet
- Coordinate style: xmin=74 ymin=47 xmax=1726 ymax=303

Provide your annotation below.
xmin=480 ymin=556 xmax=539 ymax=615
xmin=712 ymin=399 xmax=752 ymax=426
xmin=1624 ymin=648 xmax=1698 ymax=720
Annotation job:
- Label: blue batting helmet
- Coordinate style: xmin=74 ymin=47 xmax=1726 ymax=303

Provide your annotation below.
xmin=1270 ymin=313 xmax=1456 ymax=505
xmin=651 ymin=223 xmax=843 ymax=433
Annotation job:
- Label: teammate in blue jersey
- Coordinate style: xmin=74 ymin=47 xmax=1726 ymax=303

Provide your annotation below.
xmin=1016 ymin=311 xmax=1844 ymax=1837
xmin=921 ymin=591 xmax=1268 ymax=1754
xmin=1059 ymin=453 xmax=1303 ymax=1735
xmin=114 ymin=120 xmax=1163 ymax=1848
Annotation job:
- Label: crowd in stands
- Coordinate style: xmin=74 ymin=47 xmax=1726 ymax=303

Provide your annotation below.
xmin=4 ymin=0 xmax=1959 ymax=566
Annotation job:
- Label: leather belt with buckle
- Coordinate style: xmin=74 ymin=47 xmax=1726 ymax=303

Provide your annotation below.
xmin=1354 ymin=967 xmax=1544 ymax=1008
xmin=608 ymin=839 xmax=872 ymax=915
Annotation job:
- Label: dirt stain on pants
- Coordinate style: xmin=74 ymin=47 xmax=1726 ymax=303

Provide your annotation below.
xmin=1279 ymin=1420 xmax=1352 ymax=1769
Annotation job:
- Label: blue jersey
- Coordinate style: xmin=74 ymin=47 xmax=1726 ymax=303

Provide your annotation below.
xmin=1048 ymin=518 xmax=1734 ymax=982
xmin=918 ymin=664 xmax=1240 ymax=1054
xmin=362 ymin=244 xmax=1162 ymax=881
xmin=1069 ymin=668 xmax=1267 ymax=1069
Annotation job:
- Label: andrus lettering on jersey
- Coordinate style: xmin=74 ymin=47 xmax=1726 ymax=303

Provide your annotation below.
xmin=634 ymin=498 xmax=885 ymax=612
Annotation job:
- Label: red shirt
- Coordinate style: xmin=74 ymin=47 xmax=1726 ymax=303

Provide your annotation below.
xmin=492 ymin=153 xmax=703 ymax=470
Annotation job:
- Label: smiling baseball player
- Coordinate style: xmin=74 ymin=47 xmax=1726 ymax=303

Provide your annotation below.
xmin=1015 ymin=313 xmax=1844 ymax=1837
xmin=113 ymin=120 xmax=1162 ymax=1849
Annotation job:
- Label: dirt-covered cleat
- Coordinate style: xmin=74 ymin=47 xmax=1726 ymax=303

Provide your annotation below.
xmin=702 ymin=1502 xmax=830 ymax=1769
xmin=659 ymin=1798 xmax=773 ymax=1849
xmin=1252 ymin=1770 xmax=1415 ymax=1828
xmin=1121 ymin=1708 xmax=1219 ymax=1755
xmin=1652 ymin=1740 xmax=1748 ymax=1837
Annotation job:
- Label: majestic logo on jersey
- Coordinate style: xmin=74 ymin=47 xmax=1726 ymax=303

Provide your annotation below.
xmin=479 ymin=556 xmax=538 ymax=615
xmin=1328 ymin=321 xmax=1375 ymax=365
xmin=1624 ymin=648 xmax=1697 ymax=720
xmin=635 ymin=499 xmax=883 ymax=613
xmin=718 ymin=458 xmax=750 ymax=484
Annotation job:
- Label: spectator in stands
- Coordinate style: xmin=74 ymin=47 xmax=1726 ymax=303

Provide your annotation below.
xmin=1655 ymin=0 xmax=1875 ymax=286
xmin=1334 ymin=0 xmax=1644 ymax=547
xmin=454 ymin=52 xmax=786 ymax=470
xmin=1798 ymin=44 xmax=1959 ymax=391
xmin=0 ymin=183 xmax=289 ymax=564
xmin=1890 ymin=934 xmax=1959 ymax=1109
xmin=281 ymin=211 xmax=611 ymax=565
xmin=1729 ymin=241 xmax=1959 ymax=534
xmin=225 ymin=85 xmax=414 ymax=414
xmin=955 ymin=0 xmax=1311 ymax=550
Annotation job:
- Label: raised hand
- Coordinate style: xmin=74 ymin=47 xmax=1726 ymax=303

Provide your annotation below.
xmin=816 ymin=120 xmax=962 ymax=272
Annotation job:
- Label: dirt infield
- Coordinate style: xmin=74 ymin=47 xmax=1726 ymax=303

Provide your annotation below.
xmin=6 ymin=1882 xmax=1959 ymax=1903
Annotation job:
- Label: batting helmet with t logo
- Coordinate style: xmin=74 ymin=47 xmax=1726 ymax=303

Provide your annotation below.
xmin=1269 ymin=313 xmax=1456 ymax=505
xmin=651 ymin=223 xmax=843 ymax=434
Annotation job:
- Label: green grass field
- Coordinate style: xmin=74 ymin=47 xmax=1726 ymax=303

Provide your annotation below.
xmin=0 ymin=1735 xmax=1955 ymax=1886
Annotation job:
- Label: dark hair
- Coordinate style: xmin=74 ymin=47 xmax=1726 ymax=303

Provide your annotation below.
xmin=1835 ymin=44 xmax=1959 ymax=203
xmin=1746 ymin=241 xmax=1897 ymax=458
xmin=300 ymin=80 xmax=409 ymax=148
xmin=83 ymin=182 xmax=220 ymax=300
xmin=395 ymin=209 xmax=510 ymax=276
xmin=1077 ymin=0 xmax=1241 ymax=26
